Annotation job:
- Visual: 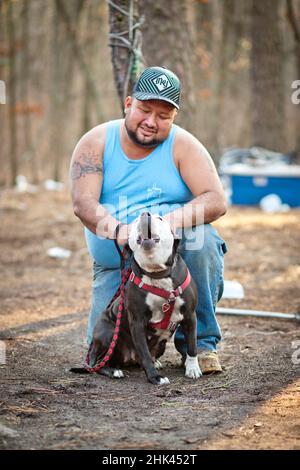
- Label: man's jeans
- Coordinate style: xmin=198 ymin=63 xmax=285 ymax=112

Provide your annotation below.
xmin=87 ymin=224 xmax=227 ymax=354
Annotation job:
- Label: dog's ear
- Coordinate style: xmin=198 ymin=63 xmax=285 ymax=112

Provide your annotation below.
xmin=166 ymin=235 xmax=181 ymax=267
xmin=123 ymin=242 xmax=133 ymax=259
xmin=172 ymin=236 xmax=181 ymax=254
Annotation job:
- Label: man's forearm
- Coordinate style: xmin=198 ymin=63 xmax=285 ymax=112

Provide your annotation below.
xmin=73 ymin=195 xmax=119 ymax=239
xmin=164 ymin=191 xmax=227 ymax=231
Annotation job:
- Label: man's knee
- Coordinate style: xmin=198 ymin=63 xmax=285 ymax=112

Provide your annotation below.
xmin=179 ymin=224 xmax=224 ymax=265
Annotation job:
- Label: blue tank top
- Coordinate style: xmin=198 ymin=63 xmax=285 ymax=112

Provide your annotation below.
xmin=85 ymin=119 xmax=193 ymax=267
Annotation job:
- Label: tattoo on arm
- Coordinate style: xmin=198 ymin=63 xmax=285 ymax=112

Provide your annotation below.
xmin=71 ymin=152 xmax=102 ymax=180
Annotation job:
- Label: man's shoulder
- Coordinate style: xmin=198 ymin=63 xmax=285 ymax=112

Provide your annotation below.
xmin=173 ymin=126 xmax=203 ymax=150
xmin=77 ymin=120 xmax=122 ymax=147
xmin=173 ymin=126 xmax=210 ymax=163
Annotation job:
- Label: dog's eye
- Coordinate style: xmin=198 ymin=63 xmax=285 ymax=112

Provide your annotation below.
xmin=158 ymin=216 xmax=163 ymax=221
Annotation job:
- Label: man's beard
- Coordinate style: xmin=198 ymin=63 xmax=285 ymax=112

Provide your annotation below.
xmin=125 ymin=122 xmax=164 ymax=148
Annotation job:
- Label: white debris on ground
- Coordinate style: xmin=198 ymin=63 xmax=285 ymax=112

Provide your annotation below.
xmin=14 ymin=175 xmax=65 ymax=193
xmin=44 ymin=179 xmax=65 ymax=191
xmin=222 ymin=280 xmax=245 ymax=299
xmin=259 ymin=194 xmax=290 ymax=213
xmin=15 ymin=175 xmax=38 ymax=193
xmin=47 ymin=247 xmax=71 ymax=259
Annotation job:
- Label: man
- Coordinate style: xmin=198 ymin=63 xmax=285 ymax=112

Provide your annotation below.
xmin=70 ymin=66 xmax=227 ymax=373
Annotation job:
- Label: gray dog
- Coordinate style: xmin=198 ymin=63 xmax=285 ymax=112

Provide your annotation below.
xmin=79 ymin=213 xmax=202 ymax=385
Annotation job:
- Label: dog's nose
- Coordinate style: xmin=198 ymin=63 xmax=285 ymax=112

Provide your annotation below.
xmin=140 ymin=238 xmax=156 ymax=251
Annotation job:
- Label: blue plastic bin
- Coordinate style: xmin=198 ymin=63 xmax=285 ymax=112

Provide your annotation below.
xmin=223 ymin=165 xmax=300 ymax=207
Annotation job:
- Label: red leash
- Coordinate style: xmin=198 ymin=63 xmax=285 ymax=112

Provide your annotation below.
xmin=84 ymin=262 xmax=131 ymax=373
xmin=84 ymin=223 xmax=130 ymax=373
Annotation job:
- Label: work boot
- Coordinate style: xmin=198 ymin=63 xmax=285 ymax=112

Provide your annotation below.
xmin=180 ymin=350 xmax=223 ymax=374
xmin=197 ymin=350 xmax=222 ymax=374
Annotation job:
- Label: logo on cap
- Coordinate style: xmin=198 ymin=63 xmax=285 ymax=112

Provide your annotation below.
xmin=152 ymin=74 xmax=171 ymax=92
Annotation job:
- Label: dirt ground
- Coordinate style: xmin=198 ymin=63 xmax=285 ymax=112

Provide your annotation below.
xmin=0 ymin=188 xmax=299 ymax=450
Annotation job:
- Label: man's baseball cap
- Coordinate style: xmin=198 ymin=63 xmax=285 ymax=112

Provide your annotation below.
xmin=132 ymin=66 xmax=181 ymax=110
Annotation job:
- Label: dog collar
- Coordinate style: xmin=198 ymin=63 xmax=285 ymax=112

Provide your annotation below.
xmin=129 ymin=269 xmax=191 ymax=331
xmin=131 ymin=258 xmax=172 ymax=279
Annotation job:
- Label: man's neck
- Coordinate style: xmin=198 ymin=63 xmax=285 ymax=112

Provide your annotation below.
xmin=120 ymin=121 xmax=157 ymax=160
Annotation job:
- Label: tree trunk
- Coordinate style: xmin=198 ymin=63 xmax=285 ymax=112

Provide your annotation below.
xmin=55 ymin=0 xmax=103 ymax=122
xmin=193 ymin=0 xmax=214 ymax=91
xmin=286 ymin=0 xmax=300 ymax=158
xmin=286 ymin=0 xmax=300 ymax=78
xmin=50 ymin=2 xmax=64 ymax=182
xmin=140 ymin=0 xmax=197 ymax=136
xmin=213 ymin=0 xmax=236 ymax=155
xmin=108 ymin=0 xmax=143 ymax=111
xmin=192 ymin=0 xmax=213 ymax=145
xmin=81 ymin=1 xmax=94 ymax=134
xmin=20 ymin=0 xmax=38 ymax=183
xmin=51 ymin=0 xmax=85 ymax=181
xmin=7 ymin=0 xmax=17 ymax=186
xmin=0 ymin=2 xmax=7 ymax=185
xmin=251 ymin=0 xmax=286 ymax=151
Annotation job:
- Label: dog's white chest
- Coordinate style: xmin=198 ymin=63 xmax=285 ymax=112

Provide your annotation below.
xmin=143 ymin=276 xmax=184 ymax=331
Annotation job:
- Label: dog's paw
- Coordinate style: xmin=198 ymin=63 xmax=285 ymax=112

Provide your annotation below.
xmin=112 ymin=369 xmax=125 ymax=379
xmin=157 ymin=377 xmax=170 ymax=385
xmin=148 ymin=374 xmax=170 ymax=385
xmin=185 ymin=354 xmax=202 ymax=380
xmin=154 ymin=359 xmax=163 ymax=370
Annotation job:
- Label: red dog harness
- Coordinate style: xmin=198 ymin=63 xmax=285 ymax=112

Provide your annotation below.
xmin=129 ymin=269 xmax=191 ymax=331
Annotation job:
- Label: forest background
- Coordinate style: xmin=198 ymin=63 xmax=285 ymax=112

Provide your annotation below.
xmin=0 ymin=0 xmax=299 ymax=186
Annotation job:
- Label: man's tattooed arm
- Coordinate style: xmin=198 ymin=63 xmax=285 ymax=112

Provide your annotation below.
xmin=70 ymin=152 xmax=102 ymax=180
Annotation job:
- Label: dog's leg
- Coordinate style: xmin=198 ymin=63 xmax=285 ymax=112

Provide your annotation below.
xmin=128 ymin=313 xmax=169 ymax=385
xmin=89 ymin=316 xmax=125 ymax=380
xmin=153 ymin=339 xmax=167 ymax=370
xmin=180 ymin=311 xmax=202 ymax=379
xmin=154 ymin=359 xmax=163 ymax=370
xmin=96 ymin=366 xmax=125 ymax=379
xmin=90 ymin=342 xmax=125 ymax=379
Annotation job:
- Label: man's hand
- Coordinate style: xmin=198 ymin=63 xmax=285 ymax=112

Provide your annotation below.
xmin=163 ymin=212 xmax=182 ymax=236
xmin=115 ymin=223 xmax=131 ymax=246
